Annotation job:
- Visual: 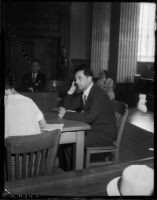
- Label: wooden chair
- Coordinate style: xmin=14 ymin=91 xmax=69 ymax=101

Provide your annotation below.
xmin=85 ymin=100 xmax=128 ymax=168
xmin=5 ymin=130 xmax=61 ymax=181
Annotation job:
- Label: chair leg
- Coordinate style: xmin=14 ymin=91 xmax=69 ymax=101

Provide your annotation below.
xmin=115 ymin=151 xmax=119 ymax=162
xmin=54 ymin=156 xmax=59 ymax=168
xmin=86 ymin=150 xmax=91 ymax=168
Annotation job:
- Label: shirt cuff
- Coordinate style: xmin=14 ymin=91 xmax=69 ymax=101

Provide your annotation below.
xmin=67 ymin=90 xmax=74 ymax=95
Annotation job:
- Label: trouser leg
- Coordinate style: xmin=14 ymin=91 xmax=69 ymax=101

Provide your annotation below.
xmin=58 ymin=144 xmax=73 ymax=171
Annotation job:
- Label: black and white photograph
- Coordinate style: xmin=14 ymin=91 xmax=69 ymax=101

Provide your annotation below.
xmin=1 ymin=1 xmax=155 ymax=198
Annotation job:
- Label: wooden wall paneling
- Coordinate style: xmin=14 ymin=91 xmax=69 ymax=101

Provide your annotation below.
xmin=5 ymin=2 xmax=70 ymax=90
xmin=60 ymin=3 xmax=70 ymax=51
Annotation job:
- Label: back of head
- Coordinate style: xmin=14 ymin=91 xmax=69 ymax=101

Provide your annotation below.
xmin=99 ymin=70 xmax=108 ymax=79
xmin=75 ymin=64 xmax=93 ymax=78
xmin=5 ymin=75 xmax=15 ymax=90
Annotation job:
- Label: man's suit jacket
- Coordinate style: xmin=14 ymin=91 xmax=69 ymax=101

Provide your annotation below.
xmin=63 ymin=84 xmax=117 ymax=147
xmin=22 ymin=72 xmax=46 ymax=92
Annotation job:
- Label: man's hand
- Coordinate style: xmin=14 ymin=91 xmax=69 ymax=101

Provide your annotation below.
xmin=68 ymin=81 xmax=76 ymax=94
xmin=58 ymin=107 xmax=66 ymax=118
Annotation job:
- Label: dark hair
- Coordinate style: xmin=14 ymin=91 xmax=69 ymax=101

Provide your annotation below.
xmin=31 ymin=59 xmax=40 ymax=65
xmin=99 ymin=70 xmax=110 ymax=79
xmin=75 ymin=64 xmax=93 ymax=77
xmin=104 ymin=70 xmax=109 ymax=78
xmin=5 ymin=76 xmax=15 ymax=89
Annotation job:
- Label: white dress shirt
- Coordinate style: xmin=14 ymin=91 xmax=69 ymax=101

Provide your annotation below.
xmin=32 ymin=72 xmax=38 ymax=81
xmin=82 ymin=83 xmax=93 ymax=104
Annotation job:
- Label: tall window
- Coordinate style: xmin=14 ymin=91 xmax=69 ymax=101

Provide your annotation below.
xmin=137 ymin=3 xmax=156 ymax=62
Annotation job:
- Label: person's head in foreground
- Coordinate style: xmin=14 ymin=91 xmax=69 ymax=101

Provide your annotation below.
xmin=74 ymin=65 xmax=93 ymax=92
xmin=5 ymin=75 xmax=16 ymax=96
xmin=107 ymin=165 xmax=154 ymax=196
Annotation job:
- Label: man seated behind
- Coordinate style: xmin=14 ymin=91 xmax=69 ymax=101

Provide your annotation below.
xmin=97 ymin=70 xmax=115 ymax=100
xmin=5 ymin=75 xmax=46 ymax=138
xmin=22 ymin=60 xmax=46 ymax=92
xmin=58 ymin=65 xmax=117 ymax=170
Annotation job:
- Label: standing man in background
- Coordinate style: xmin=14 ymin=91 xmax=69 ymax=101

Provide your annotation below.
xmin=22 ymin=60 xmax=46 ymax=92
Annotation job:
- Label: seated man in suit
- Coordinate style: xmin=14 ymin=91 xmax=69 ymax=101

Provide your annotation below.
xmin=22 ymin=60 xmax=46 ymax=92
xmin=58 ymin=65 xmax=117 ymax=170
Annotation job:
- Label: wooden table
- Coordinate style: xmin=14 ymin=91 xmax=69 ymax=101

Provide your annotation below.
xmin=44 ymin=112 xmax=91 ymax=170
xmin=21 ymin=92 xmax=58 ymax=111
xmin=5 ymin=157 xmax=154 ymax=196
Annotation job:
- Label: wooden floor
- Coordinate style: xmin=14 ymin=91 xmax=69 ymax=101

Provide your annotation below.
xmin=127 ymin=94 xmax=154 ymax=133
xmin=119 ymin=93 xmax=154 ymax=162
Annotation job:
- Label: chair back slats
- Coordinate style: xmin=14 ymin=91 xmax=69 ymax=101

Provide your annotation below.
xmin=28 ymin=152 xmax=34 ymax=177
xmin=34 ymin=151 xmax=41 ymax=177
xmin=111 ymin=100 xmax=128 ymax=148
xmin=5 ymin=130 xmax=61 ymax=181
xmin=15 ymin=154 xmax=19 ymax=180
xmin=115 ymin=112 xmax=122 ymax=131
xmin=22 ymin=153 xmax=27 ymax=179
xmin=9 ymin=156 xmax=14 ymax=180
xmin=7 ymin=152 xmax=12 ymax=180
xmin=39 ymin=150 xmax=46 ymax=175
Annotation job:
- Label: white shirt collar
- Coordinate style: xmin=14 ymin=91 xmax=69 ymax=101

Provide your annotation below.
xmin=83 ymin=83 xmax=94 ymax=99
xmin=32 ymin=72 xmax=38 ymax=79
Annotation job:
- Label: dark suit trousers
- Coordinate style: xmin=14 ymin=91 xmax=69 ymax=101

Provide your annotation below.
xmin=58 ymin=144 xmax=74 ymax=171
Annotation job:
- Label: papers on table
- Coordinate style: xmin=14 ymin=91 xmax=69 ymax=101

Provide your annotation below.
xmin=52 ymin=108 xmax=76 ymax=113
xmin=42 ymin=123 xmax=64 ymax=132
xmin=67 ymin=110 xmax=76 ymax=112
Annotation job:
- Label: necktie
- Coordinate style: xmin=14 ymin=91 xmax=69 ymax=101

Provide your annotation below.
xmin=83 ymin=94 xmax=87 ymax=106
xmin=32 ymin=73 xmax=36 ymax=82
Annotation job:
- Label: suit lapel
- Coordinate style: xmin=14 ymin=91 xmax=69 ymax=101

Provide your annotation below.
xmin=84 ymin=84 xmax=95 ymax=109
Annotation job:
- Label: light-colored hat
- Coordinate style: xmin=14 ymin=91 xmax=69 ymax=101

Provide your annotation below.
xmin=107 ymin=165 xmax=154 ymax=196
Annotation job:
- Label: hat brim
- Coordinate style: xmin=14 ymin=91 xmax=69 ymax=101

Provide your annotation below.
xmin=106 ymin=176 xmax=121 ymax=196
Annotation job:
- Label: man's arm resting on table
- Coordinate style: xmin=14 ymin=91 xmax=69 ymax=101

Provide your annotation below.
xmin=64 ymin=95 xmax=106 ymax=123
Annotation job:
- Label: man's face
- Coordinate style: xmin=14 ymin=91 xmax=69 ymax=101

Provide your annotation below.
xmin=31 ymin=62 xmax=40 ymax=73
xmin=75 ymin=70 xmax=92 ymax=92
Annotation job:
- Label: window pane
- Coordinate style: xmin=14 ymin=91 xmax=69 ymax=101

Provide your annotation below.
xmin=137 ymin=3 xmax=156 ymax=62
